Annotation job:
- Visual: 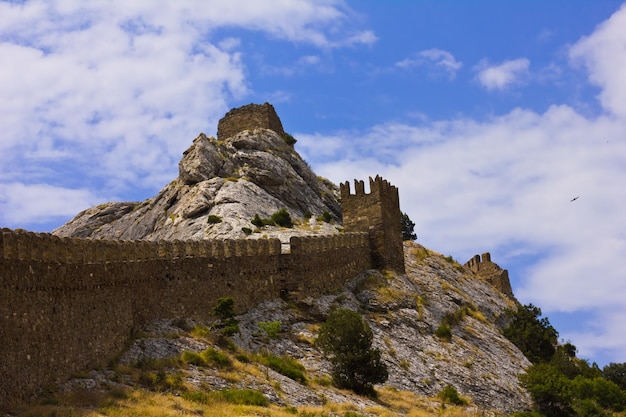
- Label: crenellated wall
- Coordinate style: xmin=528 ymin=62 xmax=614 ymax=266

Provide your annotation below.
xmin=0 ymin=228 xmax=371 ymax=406
xmin=340 ymin=175 xmax=405 ymax=273
xmin=464 ymin=252 xmax=515 ymax=300
xmin=0 ymin=175 xmax=405 ymax=407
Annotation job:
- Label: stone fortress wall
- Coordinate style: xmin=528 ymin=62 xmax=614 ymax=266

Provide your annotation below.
xmin=465 ymin=252 xmax=515 ymax=300
xmin=0 ymin=174 xmax=404 ymax=407
xmin=340 ymin=176 xmax=405 ymax=273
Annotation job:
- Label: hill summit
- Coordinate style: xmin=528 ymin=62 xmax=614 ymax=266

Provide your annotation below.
xmin=54 ymin=102 xmax=340 ymax=242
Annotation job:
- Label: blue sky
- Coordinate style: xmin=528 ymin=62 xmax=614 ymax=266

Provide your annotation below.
xmin=1 ymin=0 xmax=626 ymax=367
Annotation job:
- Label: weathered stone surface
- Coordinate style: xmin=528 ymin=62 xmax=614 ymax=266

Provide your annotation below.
xmin=54 ymin=127 xmax=340 ymax=241
xmin=217 ymin=102 xmax=285 ymax=140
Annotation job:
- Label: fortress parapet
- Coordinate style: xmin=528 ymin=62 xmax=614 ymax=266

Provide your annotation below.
xmin=340 ymin=176 xmax=405 ymax=273
xmin=464 ymin=252 xmax=514 ymax=300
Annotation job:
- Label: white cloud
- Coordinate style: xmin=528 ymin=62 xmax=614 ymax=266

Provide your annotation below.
xmin=396 ymin=48 xmax=462 ymax=79
xmin=476 ymin=58 xmax=530 ymax=90
xmin=303 ymin=85 xmax=626 ymax=364
xmin=0 ymin=0 xmax=375 ymax=225
xmin=569 ymin=3 xmax=626 ymax=117
xmin=0 ymin=183 xmax=104 ymax=225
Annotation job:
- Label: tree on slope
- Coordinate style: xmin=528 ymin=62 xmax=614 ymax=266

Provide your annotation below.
xmin=316 ymin=308 xmax=388 ymax=396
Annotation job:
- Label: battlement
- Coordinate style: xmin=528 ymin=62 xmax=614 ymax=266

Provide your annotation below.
xmin=340 ymin=175 xmax=404 ymax=273
xmin=217 ymin=102 xmax=285 ymax=140
xmin=464 ymin=252 xmax=514 ymax=300
xmin=464 ymin=252 xmax=492 ymax=273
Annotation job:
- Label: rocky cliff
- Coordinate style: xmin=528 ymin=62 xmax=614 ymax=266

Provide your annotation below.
xmin=54 ymin=106 xmax=340 ymax=241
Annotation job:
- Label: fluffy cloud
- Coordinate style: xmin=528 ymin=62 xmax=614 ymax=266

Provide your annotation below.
xmin=0 ymin=0 xmax=375 ymax=227
xmin=299 ymin=6 xmax=626 ymax=363
xmin=476 ymin=58 xmax=530 ymax=90
xmin=569 ymin=3 xmax=626 ymax=117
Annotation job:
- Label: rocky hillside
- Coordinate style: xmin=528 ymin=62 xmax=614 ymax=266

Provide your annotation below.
xmin=17 ymin=242 xmax=531 ymax=417
xmin=54 ymin=127 xmax=340 ymax=241
xmin=44 ymin=104 xmax=533 ymax=415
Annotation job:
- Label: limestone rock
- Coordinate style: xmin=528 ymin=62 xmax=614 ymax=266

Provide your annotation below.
xmin=54 ymin=125 xmax=340 ymax=241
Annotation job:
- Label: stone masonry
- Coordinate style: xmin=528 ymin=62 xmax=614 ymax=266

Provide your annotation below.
xmin=0 ymin=175 xmax=403 ymax=408
xmin=340 ymin=176 xmax=405 ymax=274
xmin=217 ymin=102 xmax=285 ymax=140
xmin=465 ymin=252 xmax=515 ymax=300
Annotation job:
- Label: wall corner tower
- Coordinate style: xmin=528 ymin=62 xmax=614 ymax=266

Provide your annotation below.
xmin=340 ymin=176 xmax=405 ymax=273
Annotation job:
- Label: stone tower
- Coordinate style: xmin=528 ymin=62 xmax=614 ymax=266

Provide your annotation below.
xmin=340 ymin=176 xmax=405 ymax=273
xmin=217 ymin=102 xmax=285 ymax=139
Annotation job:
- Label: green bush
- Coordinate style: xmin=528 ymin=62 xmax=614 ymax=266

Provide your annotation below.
xmin=303 ymin=210 xmax=312 ymax=219
xmin=241 ymin=227 xmax=252 ymax=235
xmin=258 ymin=321 xmax=281 ymax=339
xmin=318 ymin=210 xmax=332 ymax=223
xmin=207 ymin=214 xmax=222 ymax=224
xmin=252 ymin=213 xmax=264 ymax=227
xmin=438 ymin=385 xmax=467 ymax=406
xmin=259 ymin=353 xmax=306 ymax=383
xmin=436 ymin=324 xmax=452 ymax=342
xmin=282 ymin=133 xmax=297 ymax=146
xmin=271 ymin=208 xmax=293 ymax=228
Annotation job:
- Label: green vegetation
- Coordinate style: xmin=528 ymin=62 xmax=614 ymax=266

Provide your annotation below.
xmin=181 ymin=348 xmax=232 ymax=368
xmin=318 ymin=210 xmax=332 ymax=223
xmin=282 ymin=132 xmax=297 ymax=146
xmin=183 ymin=388 xmax=269 ymax=406
xmin=207 ymin=214 xmax=222 ymax=224
xmin=213 ymin=297 xmax=239 ymax=336
xmin=303 ymin=210 xmax=312 ymax=219
xmin=258 ymin=353 xmax=307 ymax=383
xmin=271 ymin=208 xmax=293 ymax=228
xmin=401 ymin=211 xmax=417 ymax=241
xmin=316 ymin=308 xmax=388 ymax=395
xmin=505 ymin=305 xmax=626 ymax=416
xmin=504 ymin=304 xmax=558 ymax=364
xmin=257 ymin=321 xmax=281 ymax=339
xmin=435 ymin=324 xmax=452 ymax=342
xmin=241 ymin=227 xmax=252 ymax=235
xmin=251 ymin=209 xmax=293 ymax=228
xmin=438 ymin=385 xmax=467 ymax=407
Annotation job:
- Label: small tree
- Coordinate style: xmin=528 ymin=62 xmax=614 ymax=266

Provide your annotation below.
xmin=213 ymin=297 xmax=239 ymax=336
xmin=316 ymin=309 xmax=388 ymax=395
xmin=401 ymin=212 xmax=417 ymax=241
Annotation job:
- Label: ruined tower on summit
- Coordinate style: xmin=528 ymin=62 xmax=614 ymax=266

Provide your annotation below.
xmin=217 ymin=102 xmax=285 ymax=139
xmin=340 ymin=176 xmax=405 ymax=273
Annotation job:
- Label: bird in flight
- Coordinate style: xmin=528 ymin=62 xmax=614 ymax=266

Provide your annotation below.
xmin=570 ymin=196 xmax=580 ymax=202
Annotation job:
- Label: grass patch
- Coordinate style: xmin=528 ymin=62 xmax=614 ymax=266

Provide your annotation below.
xmin=258 ymin=353 xmax=307 ymax=383
xmin=184 ymin=388 xmax=269 ymax=407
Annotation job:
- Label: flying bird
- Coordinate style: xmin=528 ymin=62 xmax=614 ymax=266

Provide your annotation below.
xmin=570 ymin=196 xmax=580 ymax=202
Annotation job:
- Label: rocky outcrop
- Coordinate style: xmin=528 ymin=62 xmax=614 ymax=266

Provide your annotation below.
xmin=54 ymin=111 xmax=340 ymax=241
